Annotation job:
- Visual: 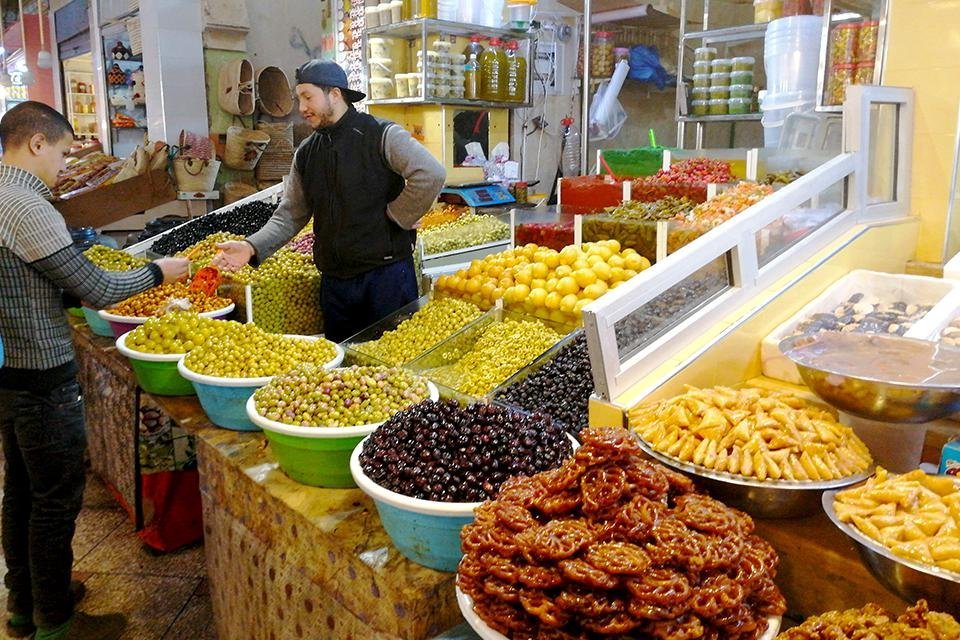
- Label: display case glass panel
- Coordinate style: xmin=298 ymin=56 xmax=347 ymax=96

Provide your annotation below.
xmin=756 ymin=176 xmax=846 ymax=267
xmin=613 ymin=253 xmax=732 ymax=362
xmin=819 ymin=0 xmax=887 ymax=111
xmin=867 ymin=102 xmax=899 ymax=205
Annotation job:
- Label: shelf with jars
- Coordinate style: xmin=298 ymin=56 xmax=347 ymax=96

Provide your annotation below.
xmin=363 ymin=18 xmax=533 ymax=108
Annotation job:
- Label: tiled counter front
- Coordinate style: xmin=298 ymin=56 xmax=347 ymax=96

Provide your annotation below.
xmin=195 ymin=427 xmax=460 ymax=640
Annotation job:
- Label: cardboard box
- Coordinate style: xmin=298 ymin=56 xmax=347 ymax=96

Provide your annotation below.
xmin=54 ymin=169 xmax=177 ymax=229
xmin=940 ymin=437 xmax=960 ymax=476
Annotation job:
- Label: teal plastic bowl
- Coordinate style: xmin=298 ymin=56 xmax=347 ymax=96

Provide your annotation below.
xmin=82 ymin=306 xmax=114 ymax=337
xmin=67 ymin=307 xmax=84 ymax=318
xmin=247 ymin=380 xmax=437 ymax=488
xmin=350 ymin=435 xmax=477 ymax=572
xmin=116 ymin=333 xmax=193 ymax=396
xmin=182 ymin=343 xmax=345 ymax=432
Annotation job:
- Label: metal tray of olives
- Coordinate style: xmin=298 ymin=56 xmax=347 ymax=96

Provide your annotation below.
xmin=822 ymin=483 xmax=960 ymax=614
xmin=635 ymin=436 xmax=874 ymax=519
xmin=404 ymin=307 xmax=572 ymax=402
xmin=761 ymin=269 xmax=960 ymax=385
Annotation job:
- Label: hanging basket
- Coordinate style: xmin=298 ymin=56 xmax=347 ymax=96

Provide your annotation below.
xmin=177 ymin=130 xmax=214 ymax=161
xmin=223 ymin=126 xmax=271 ymax=171
xmin=173 ymin=158 xmax=221 ymax=192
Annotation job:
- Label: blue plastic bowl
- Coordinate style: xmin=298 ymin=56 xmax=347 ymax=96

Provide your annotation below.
xmin=82 ymin=306 xmax=114 ymax=337
xmin=178 ymin=342 xmax=345 ymax=431
xmin=350 ymin=437 xmax=478 ymax=572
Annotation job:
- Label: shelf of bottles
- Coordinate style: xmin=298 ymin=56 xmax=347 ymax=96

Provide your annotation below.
xmin=65 ymin=70 xmax=99 ymax=138
xmin=364 ymin=18 xmax=533 ymax=108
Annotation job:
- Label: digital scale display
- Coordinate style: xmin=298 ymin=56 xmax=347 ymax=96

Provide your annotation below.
xmin=440 ymin=182 xmax=515 ymax=208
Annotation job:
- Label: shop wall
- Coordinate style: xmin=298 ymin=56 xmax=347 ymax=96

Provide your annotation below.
xmin=3 ymin=15 xmax=56 ymax=110
xmin=883 ymin=0 xmax=960 ymax=265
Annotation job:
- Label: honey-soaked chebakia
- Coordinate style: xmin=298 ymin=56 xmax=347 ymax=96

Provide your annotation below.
xmin=458 ymin=426 xmax=786 ymax=639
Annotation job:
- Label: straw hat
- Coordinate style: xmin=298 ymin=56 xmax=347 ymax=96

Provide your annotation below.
xmin=217 ymin=58 xmax=255 ymax=116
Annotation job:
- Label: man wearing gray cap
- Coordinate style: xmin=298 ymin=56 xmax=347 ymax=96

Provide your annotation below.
xmin=214 ymin=60 xmax=445 ymax=341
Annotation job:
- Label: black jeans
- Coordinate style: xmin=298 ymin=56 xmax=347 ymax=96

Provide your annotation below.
xmin=0 ymin=377 xmax=86 ymax=627
xmin=320 ymin=256 xmax=419 ymax=343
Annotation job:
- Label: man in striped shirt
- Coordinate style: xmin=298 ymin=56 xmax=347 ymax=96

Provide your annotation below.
xmin=0 ymin=102 xmax=188 ymax=640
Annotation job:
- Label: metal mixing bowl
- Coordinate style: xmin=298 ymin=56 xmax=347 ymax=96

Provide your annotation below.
xmin=779 ymin=334 xmax=960 ymax=423
xmin=822 ymin=488 xmax=960 ymax=615
xmin=636 ymin=439 xmax=873 ymax=518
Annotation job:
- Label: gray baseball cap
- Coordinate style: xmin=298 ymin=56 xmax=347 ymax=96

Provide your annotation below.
xmin=294 ymin=60 xmax=365 ymax=102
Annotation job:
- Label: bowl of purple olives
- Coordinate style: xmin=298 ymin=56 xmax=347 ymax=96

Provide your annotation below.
xmin=350 ymin=400 xmax=576 ymax=572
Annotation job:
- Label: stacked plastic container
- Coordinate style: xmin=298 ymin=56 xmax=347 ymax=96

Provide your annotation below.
xmin=691 ymin=48 xmax=756 ymax=117
xmin=761 ymin=15 xmax=824 ymax=147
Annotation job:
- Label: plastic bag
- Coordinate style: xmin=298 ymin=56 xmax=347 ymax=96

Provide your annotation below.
xmin=588 ymin=80 xmax=627 ymax=141
xmin=627 ymin=45 xmax=673 ymax=90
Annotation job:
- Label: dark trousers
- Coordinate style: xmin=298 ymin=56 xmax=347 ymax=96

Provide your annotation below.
xmin=320 ymin=257 xmax=419 ymax=343
xmin=0 ymin=378 xmax=86 ymax=627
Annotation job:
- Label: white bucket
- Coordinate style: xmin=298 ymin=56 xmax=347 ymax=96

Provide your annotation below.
xmin=760 ymin=91 xmax=816 ymax=148
xmin=764 ymin=26 xmax=823 ymax=96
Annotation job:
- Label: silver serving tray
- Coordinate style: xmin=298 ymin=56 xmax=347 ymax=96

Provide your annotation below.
xmin=636 ymin=437 xmax=873 ymax=518
xmin=822 ymin=483 xmax=960 ymax=615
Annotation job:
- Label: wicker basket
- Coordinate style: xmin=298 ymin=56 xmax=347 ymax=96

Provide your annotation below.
xmin=173 ymin=158 xmax=220 ymax=192
xmin=254 ymin=122 xmax=294 ymax=181
xmin=223 ymin=126 xmax=271 ymax=170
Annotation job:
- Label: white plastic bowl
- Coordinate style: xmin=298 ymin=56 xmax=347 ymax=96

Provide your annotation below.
xmin=115 ymin=331 xmax=184 ymax=363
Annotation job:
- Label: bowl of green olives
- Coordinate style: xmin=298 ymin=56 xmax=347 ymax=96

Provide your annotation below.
xmin=178 ymin=337 xmax=343 ymax=432
xmin=116 ymin=332 xmax=195 ymax=396
xmin=246 ymin=366 xmax=438 ymax=487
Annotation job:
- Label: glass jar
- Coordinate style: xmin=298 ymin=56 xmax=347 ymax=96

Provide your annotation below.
xmin=853 ymin=61 xmax=874 ymax=85
xmin=858 ymin=20 xmax=879 ymax=63
xmin=692 ymin=74 xmax=711 ymax=89
xmin=827 ymin=63 xmax=855 ymax=106
xmin=694 ymin=47 xmax=717 ymax=62
xmin=711 ymin=58 xmax=732 ymax=74
xmin=691 ymin=100 xmax=709 ymax=116
xmin=754 ymin=0 xmax=783 ymax=23
xmin=591 ymin=31 xmax=614 ymax=78
xmin=830 ymin=22 xmax=860 ymax=65
xmin=729 ymin=84 xmax=753 ymax=100
xmin=708 ymin=98 xmax=728 ymax=116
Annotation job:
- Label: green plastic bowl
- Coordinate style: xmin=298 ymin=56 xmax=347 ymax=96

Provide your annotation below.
xmin=115 ymin=333 xmax=194 ymax=396
xmin=245 ymin=381 xmax=438 ymax=488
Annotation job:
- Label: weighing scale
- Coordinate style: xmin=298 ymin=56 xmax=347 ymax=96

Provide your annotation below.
xmin=439 ymin=182 xmax=515 ymax=208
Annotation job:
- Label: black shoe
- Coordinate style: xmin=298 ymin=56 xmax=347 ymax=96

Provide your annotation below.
xmin=39 ymin=611 xmax=127 ymax=640
xmin=5 ymin=580 xmax=88 ymax=638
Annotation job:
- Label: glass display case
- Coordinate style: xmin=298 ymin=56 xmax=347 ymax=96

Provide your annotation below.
xmin=816 ymin=0 xmax=888 ymax=112
xmin=583 ymin=86 xmax=913 ymax=401
xmin=363 ymin=18 xmax=533 ymax=108
xmin=404 ymin=306 xmax=569 ymax=401
xmin=101 ymin=19 xmax=147 ymax=157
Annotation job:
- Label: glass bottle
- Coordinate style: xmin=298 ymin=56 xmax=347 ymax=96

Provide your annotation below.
xmin=504 ymin=40 xmax=526 ymax=102
xmin=415 ymin=0 xmax=437 ymax=18
xmin=464 ymin=53 xmax=480 ymax=100
xmin=464 ymin=34 xmax=485 ymax=58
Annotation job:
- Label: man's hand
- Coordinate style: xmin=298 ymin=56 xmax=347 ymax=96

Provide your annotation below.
xmin=212 ymin=240 xmax=255 ymax=272
xmin=153 ymin=257 xmax=191 ymax=284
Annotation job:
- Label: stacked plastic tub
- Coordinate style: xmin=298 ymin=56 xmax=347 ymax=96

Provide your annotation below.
xmin=761 ymin=16 xmax=824 ymax=147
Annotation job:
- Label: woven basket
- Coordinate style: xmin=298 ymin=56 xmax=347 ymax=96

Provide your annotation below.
xmin=173 ymin=158 xmax=220 ymax=192
xmin=255 ymin=122 xmax=294 ymax=181
xmin=224 ymin=126 xmax=271 ymax=170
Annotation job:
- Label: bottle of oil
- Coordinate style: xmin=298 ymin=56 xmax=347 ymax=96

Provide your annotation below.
xmin=504 ymin=40 xmax=527 ymax=102
xmin=464 ymin=53 xmax=480 ymax=100
xmin=480 ymin=38 xmax=508 ymax=101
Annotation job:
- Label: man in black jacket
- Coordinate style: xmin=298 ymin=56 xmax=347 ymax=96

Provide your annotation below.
xmin=214 ymin=60 xmax=445 ymax=341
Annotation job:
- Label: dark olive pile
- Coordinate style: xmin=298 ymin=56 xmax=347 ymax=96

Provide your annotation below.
xmin=494 ymin=333 xmax=592 ymax=435
xmin=359 ymin=400 xmax=573 ymax=503
xmin=150 ymin=200 xmax=277 ymax=256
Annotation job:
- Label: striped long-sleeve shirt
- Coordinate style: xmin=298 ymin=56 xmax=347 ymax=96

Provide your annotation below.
xmin=0 ymin=164 xmax=161 ymax=371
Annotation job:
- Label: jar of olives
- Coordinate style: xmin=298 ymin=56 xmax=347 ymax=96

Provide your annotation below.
xmin=730 ymin=70 xmax=753 ymax=86
xmin=731 ymin=56 xmax=754 ymax=72
xmin=709 ymin=71 xmax=731 ymax=87
xmin=694 ymin=47 xmax=717 ymax=62
xmin=591 ymin=31 xmax=614 ymax=78
xmin=711 ymin=58 xmax=732 ymax=74
xmin=708 ymin=98 xmax=728 ymax=116
xmin=728 ymin=97 xmax=752 ymax=115
xmin=692 ymin=73 xmax=711 ymax=89
xmin=693 ymin=60 xmax=711 ymax=75
xmin=708 ymin=86 xmax=729 ymax=100
xmin=729 ymin=84 xmax=753 ymax=100
xmin=691 ymin=99 xmax=709 ymax=117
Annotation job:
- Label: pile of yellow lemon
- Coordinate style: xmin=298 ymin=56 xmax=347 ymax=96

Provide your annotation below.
xmin=434 ymin=241 xmax=650 ymax=324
